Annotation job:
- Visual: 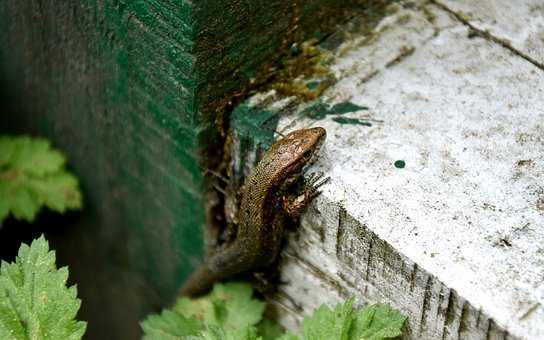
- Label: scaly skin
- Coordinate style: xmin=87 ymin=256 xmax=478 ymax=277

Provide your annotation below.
xmin=180 ymin=127 xmax=328 ymax=296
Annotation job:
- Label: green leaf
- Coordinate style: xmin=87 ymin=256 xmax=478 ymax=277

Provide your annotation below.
xmin=172 ymin=282 xmax=265 ymax=330
xmin=142 ymin=282 xmax=266 ymax=340
xmin=0 ymin=235 xmax=86 ymax=340
xmin=142 ymin=283 xmax=406 ymax=340
xmin=173 ymin=296 xmax=215 ymax=323
xmin=210 ymin=282 xmax=266 ymax=330
xmin=257 ymin=318 xmax=285 ymax=340
xmin=194 ymin=325 xmax=261 ymax=340
xmin=350 ymin=304 xmax=406 ymax=340
xmin=0 ymin=135 xmax=83 ymax=224
xmin=276 ymin=333 xmax=299 ymax=340
xmin=301 ymin=299 xmax=355 ymax=340
xmin=7 ymin=137 xmax=66 ymax=176
xmin=141 ymin=310 xmax=203 ymax=340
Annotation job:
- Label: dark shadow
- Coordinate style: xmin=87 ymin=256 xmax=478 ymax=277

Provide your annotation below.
xmin=0 ymin=210 xmax=82 ymax=262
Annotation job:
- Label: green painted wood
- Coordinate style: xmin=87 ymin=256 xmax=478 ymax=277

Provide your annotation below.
xmin=0 ymin=0 xmax=379 ymax=338
xmin=0 ymin=2 xmax=205 ymax=339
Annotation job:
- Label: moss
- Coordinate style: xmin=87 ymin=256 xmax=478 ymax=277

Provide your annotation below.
xmin=254 ymin=39 xmax=337 ymax=102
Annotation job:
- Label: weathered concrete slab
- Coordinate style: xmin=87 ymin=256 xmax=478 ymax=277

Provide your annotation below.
xmin=433 ymin=0 xmax=544 ymax=66
xmin=239 ymin=2 xmax=544 ymax=339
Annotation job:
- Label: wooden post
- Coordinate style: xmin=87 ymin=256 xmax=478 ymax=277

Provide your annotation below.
xmin=0 ymin=0 xmax=373 ymax=338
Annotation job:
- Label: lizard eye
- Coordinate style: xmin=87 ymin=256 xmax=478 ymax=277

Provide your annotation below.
xmin=303 ymin=149 xmax=312 ymax=159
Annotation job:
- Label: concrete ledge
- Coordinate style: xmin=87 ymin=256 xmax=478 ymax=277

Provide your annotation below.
xmin=234 ymin=1 xmax=544 ymax=339
xmin=433 ymin=0 xmax=544 ymax=67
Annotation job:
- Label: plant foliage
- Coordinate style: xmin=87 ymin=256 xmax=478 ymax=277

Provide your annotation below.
xmin=141 ymin=282 xmax=268 ymax=340
xmin=0 ymin=235 xmax=86 ymax=339
xmin=0 ymin=135 xmax=83 ymax=224
xmin=141 ymin=282 xmax=406 ymax=340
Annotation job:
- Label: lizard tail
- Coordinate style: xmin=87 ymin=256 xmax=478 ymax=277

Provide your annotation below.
xmin=178 ymin=241 xmax=263 ymax=297
xmin=178 ymin=265 xmax=219 ymax=297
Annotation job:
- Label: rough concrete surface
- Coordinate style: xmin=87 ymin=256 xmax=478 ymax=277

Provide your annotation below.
xmin=253 ymin=1 xmax=544 ymax=339
xmin=434 ymin=0 xmax=544 ymax=66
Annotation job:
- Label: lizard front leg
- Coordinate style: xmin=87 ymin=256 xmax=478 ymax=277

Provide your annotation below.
xmin=282 ymin=172 xmax=329 ymax=218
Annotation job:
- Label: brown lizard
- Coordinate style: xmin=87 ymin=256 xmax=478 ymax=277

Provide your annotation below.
xmin=180 ymin=127 xmax=328 ymax=296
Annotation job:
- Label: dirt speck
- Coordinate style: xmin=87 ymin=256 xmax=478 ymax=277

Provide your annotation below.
xmin=516 ymin=159 xmax=534 ymax=167
xmin=536 ymin=197 xmax=544 ymax=213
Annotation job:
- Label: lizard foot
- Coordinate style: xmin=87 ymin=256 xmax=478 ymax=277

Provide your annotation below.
xmin=282 ymin=172 xmax=330 ymax=218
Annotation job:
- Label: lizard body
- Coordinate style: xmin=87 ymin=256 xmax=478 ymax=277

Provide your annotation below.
xmin=180 ymin=127 xmax=328 ymax=296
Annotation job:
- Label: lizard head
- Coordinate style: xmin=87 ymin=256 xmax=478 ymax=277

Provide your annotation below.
xmin=267 ymin=127 xmax=327 ymax=177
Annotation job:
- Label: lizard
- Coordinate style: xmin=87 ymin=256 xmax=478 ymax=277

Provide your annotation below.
xmin=179 ymin=127 xmax=329 ymax=296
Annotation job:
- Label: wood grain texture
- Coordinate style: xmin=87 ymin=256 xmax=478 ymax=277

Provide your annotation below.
xmin=0 ymin=0 xmax=373 ymax=338
xmin=271 ymin=206 xmax=516 ymax=339
xmin=1 ymin=1 xmax=204 ymax=338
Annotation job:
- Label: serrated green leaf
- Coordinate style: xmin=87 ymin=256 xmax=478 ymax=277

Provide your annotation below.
xmin=172 ymin=282 xmax=265 ymax=330
xmin=350 ymin=304 xmax=406 ymax=340
xmin=0 ymin=136 xmax=17 ymax=168
xmin=276 ymin=333 xmax=299 ymax=340
xmin=188 ymin=325 xmax=224 ymax=340
xmin=224 ymin=325 xmax=261 ymax=340
xmin=302 ymin=299 xmax=354 ymax=340
xmin=194 ymin=324 xmax=261 ymax=340
xmin=0 ymin=235 xmax=86 ymax=340
xmin=29 ymin=173 xmax=82 ymax=212
xmin=0 ymin=194 xmax=9 ymax=222
xmin=141 ymin=310 xmax=203 ymax=340
xmin=6 ymin=137 xmax=65 ymax=176
xmin=210 ymin=282 xmax=266 ymax=330
xmin=142 ymin=283 xmax=407 ymax=340
xmin=0 ymin=135 xmax=83 ymax=224
xmin=257 ymin=318 xmax=285 ymax=340
xmin=5 ymin=183 xmax=40 ymax=221
xmin=142 ymin=282 xmax=266 ymax=340
xmin=173 ymin=296 xmax=215 ymax=322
